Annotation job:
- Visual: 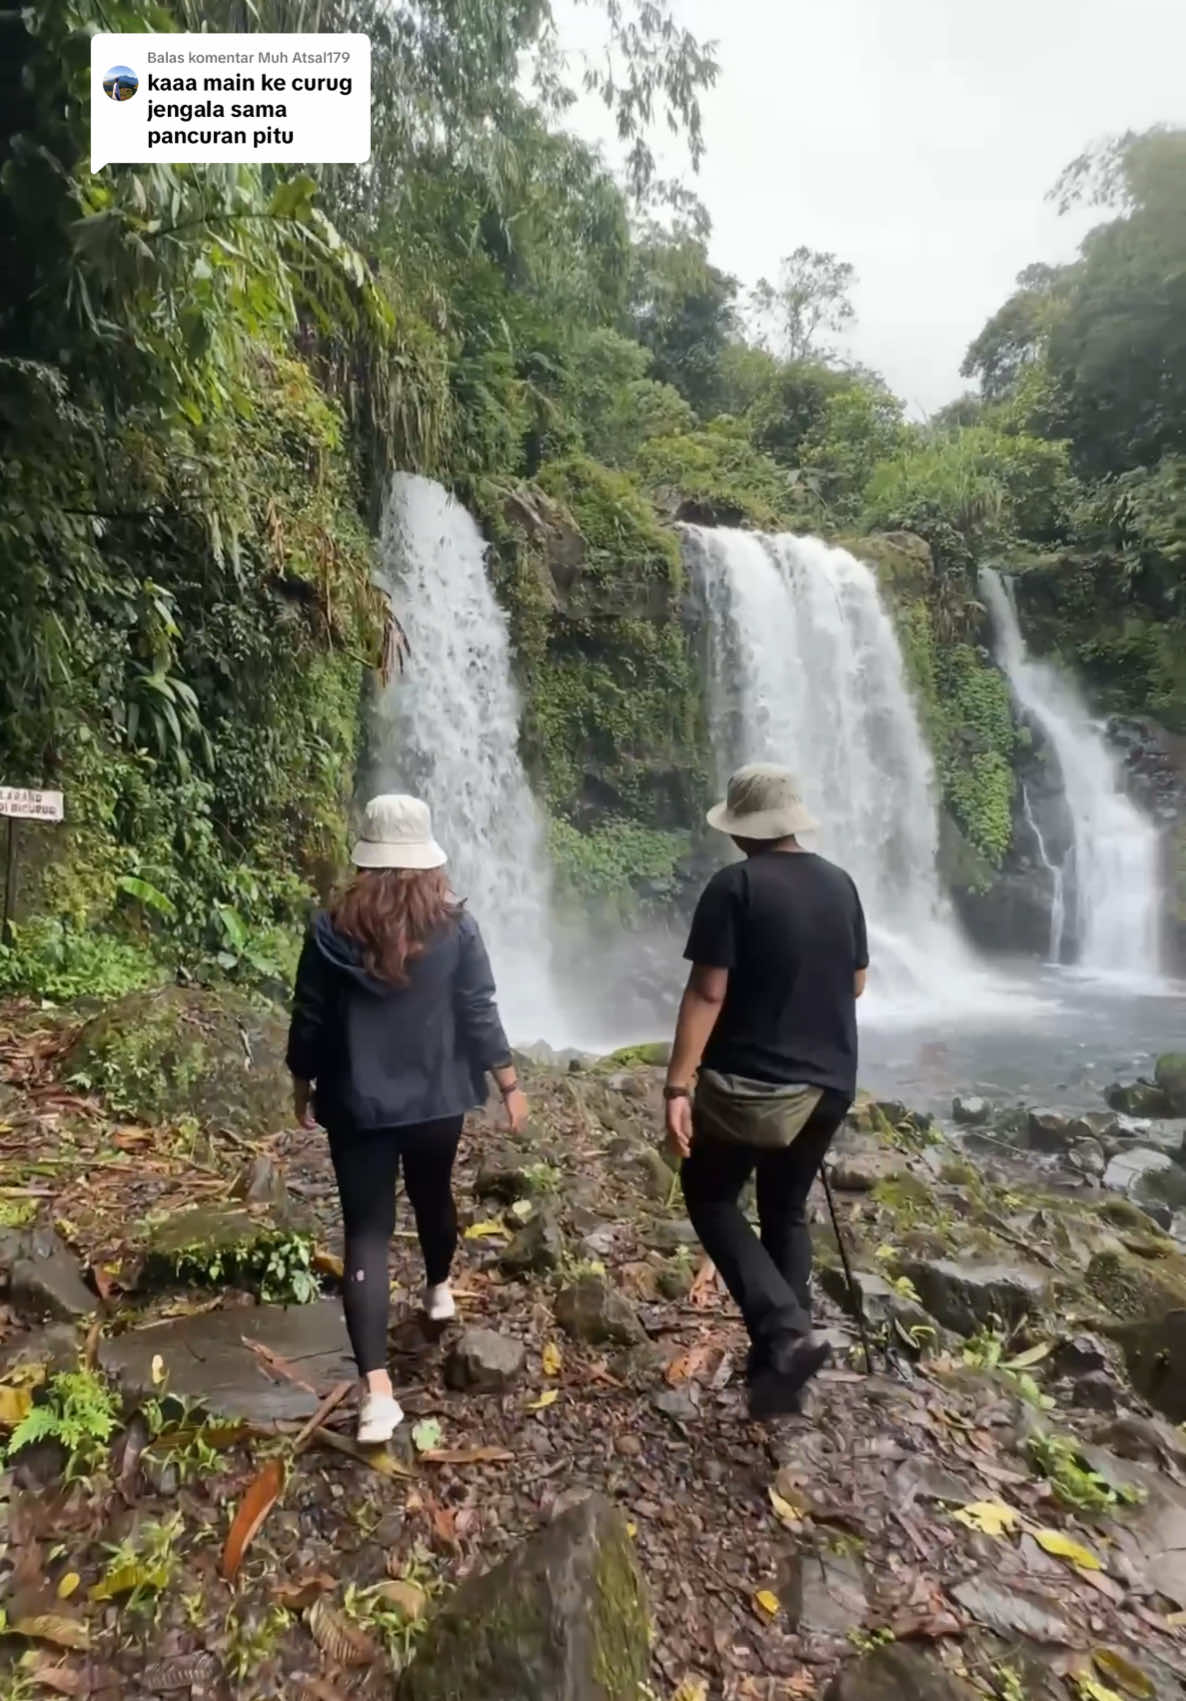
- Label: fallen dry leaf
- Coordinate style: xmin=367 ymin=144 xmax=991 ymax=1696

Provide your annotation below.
xmin=753 ymin=1589 xmax=780 ymax=1620
xmin=420 ymin=1446 xmax=513 ymax=1465
xmin=307 ymin=1597 xmax=381 ymax=1667
xmin=951 ymin=1499 xmax=1019 ymax=1538
xmin=463 ymin=1220 xmax=507 ymax=1241
xmin=542 ymin=1341 xmax=562 ymax=1377
xmin=527 ymin=1389 xmax=559 ymax=1412
xmin=671 ymin=1678 xmax=708 ymax=1701
xmin=1033 ymin=1527 xmax=1101 ymax=1571
xmin=140 ymin=1652 xmax=220 ymax=1692
xmin=221 ymin=1456 xmax=285 ymax=1583
xmin=0 ymin=1384 xmax=32 ymax=1426
xmin=1092 ymin=1649 xmax=1156 ymax=1699
xmin=689 ymin=1258 xmax=719 ymax=1307
xmin=9 ymin=1615 xmax=90 ymax=1652
xmin=272 ymin=1574 xmax=337 ymax=1611
xmin=371 ymin=1579 xmax=426 ymax=1620
xmin=17 ymin=1659 xmax=84 ymax=1696
xmin=55 ymin=1574 xmax=80 ymax=1601
xmin=768 ymin=1486 xmax=804 ymax=1531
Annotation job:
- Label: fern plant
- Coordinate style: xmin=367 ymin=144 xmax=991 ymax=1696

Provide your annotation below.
xmin=4 ymin=1368 xmax=121 ymax=1481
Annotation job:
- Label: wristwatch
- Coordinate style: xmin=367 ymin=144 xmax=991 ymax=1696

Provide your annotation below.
xmin=663 ymin=1084 xmax=691 ymax=1101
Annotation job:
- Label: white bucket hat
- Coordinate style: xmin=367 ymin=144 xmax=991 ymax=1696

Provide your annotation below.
xmin=706 ymin=763 xmax=819 ymax=840
xmin=351 ymin=794 xmax=447 ymax=871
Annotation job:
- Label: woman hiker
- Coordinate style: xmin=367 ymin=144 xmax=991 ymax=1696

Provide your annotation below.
xmin=663 ymin=763 xmax=868 ymax=1419
xmin=286 ymin=793 xmax=527 ymax=1444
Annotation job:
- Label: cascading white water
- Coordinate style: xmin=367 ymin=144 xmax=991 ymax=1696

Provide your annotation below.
xmin=685 ymin=526 xmax=992 ymax=1019
xmin=366 ymin=473 xmax=560 ymax=1039
xmin=1021 ymin=784 xmax=1067 ymax=963
xmin=981 ymin=568 xmax=1162 ymax=979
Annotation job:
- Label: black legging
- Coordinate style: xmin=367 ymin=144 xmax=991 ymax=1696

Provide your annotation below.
xmin=680 ymin=1088 xmax=851 ymax=1368
xmin=327 ymin=1116 xmax=464 ymax=1374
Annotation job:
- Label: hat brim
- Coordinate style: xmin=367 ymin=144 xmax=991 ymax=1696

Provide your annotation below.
xmin=706 ymin=801 xmax=819 ymax=840
xmin=352 ymin=839 xmax=447 ymax=870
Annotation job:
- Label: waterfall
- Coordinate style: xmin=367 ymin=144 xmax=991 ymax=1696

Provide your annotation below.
xmin=684 ymin=526 xmax=990 ymax=1019
xmin=365 ymin=473 xmax=560 ymax=1039
xmin=981 ymin=568 xmax=1162 ymax=979
xmin=1021 ymin=784 xmax=1067 ymax=963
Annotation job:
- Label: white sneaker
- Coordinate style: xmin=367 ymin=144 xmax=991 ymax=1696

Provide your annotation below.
xmin=424 ymin=1281 xmax=455 ymax=1322
xmin=357 ymin=1387 xmax=404 ymax=1445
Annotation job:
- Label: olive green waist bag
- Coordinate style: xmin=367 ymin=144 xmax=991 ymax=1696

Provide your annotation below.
xmin=693 ymin=1069 xmax=823 ymax=1151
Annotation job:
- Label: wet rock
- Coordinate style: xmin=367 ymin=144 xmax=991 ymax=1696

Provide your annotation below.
xmin=894 ymin=1456 xmax=975 ymax=1507
xmin=231 ymin=1153 xmax=288 ymax=1213
xmin=61 ymin=984 xmax=290 ymax=1132
xmin=579 ymin=1224 xmax=619 ymax=1260
xmin=1104 ymin=1146 xmax=1176 ymax=1195
xmin=1079 ymin=1445 xmax=1186 ymax=1606
xmin=1 ymin=1226 xmax=96 ymax=1321
xmin=655 ymin=1255 xmax=696 ymax=1300
xmin=644 ymin=1221 xmax=700 ymax=1252
xmin=1107 ymin=1080 xmax=1174 ymax=1118
xmin=952 ymin=1096 xmax=990 ymax=1126
xmin=828 ymin=1143 xmax=910 ymax=1192
xmin=0 ymin=1323 xmax=82 ymax=1379
xmin=1026 ymin=1109 xmax=1078 ymax=1153
xmin=99 ymin=1300 xmax=354 ymax=1422
xmin=1156 ymin=1053 xmax=1186 ymax=1115
xmin=898 ymin=1257 xmax=1050 ymax=1336
xmin=1051 ymin=1333 xmax=1110 ymax=1376
xmin=501 ymin=1210 xmax=564 ymax=1276
xmin=555 ymin=1276 xmax=644 ymax=1347
xmin=444 ymin=1329 xmax=526 ymax=1393
xmin=397 ymin=1493 xmax=648 ymax=1701
xmin=1066 ymin=1138 xmax=1107 ymax=1179
xmin=950 ymin=1573 xmax=1074 ymax=1644
xmin=825 ymin=1644 xmax=978 ymax=1701
xmin=1070 ymin=1370 xmax=1122 ymax=1413
xmin=816 ymin=1266 xmax=937 ymax=1346
xmin=651 ymin=1388 xmax=699 ymax=1425
xmin=475 ymin=1160 xmax=534 ymax=1204
xmin=603 ymin=1071 xmax=650 ymax=1101
xmin=782 ymin=1545 xmax=867 ymax=1636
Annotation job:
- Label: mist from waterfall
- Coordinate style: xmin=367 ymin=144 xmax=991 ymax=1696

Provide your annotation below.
xmin=365 ymin=473 xmax=561 ymax=1040
xmin=981 ymin=568 xmax=1162 ymax=980
xmin=684 ymin=526 xmax=1001 ymax=1021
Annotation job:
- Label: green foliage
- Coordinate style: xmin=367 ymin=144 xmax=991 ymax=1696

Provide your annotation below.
xmin=5 ymin=1367 xmax=122 ymax=1481
xmin=1026 ymin=1429 xmax=1145 ymax=1512
xmin=164 ymin=1228 xmax=319 ymax=1306
xmin=0 ymin=919 xmax=162 ymax=1003
xmin=748 ymin=248 xmax=857 ymax=364
xmin=636 ymin=419 xmax=805 ymax=529
xmin=549 ymin=817 xmax=691 ymax=917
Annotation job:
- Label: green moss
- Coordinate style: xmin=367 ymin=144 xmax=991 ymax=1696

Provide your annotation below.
xmin=548 ymin=816 xmax=691 ymax=919
xmin=590 ymin=1517 xmax=650 ymax=1697
xmin=635 ymin=420 xmax=805 ymax=530
xmin=1086 ymin=1247 xmax=1186 ymax=1320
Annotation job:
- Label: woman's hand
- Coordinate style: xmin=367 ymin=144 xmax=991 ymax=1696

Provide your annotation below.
xmin=502 ymin=1086 xmax=528 ymax=1135
xmin=292 ymin=1078 xmax=318 ymax=1131
xmin=664 ymin=1093 xmax=693 ymax=1161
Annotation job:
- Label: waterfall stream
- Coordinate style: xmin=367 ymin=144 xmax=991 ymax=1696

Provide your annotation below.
xmin=981 ymin=568 xmax=1162 ymax=979
xmin=1021 ymin=783 xmax=1067 ymax=964
xmin=684 ymin=526 xmax=997 ymax=1020
xmin=365 ymin=473 xmax=560 ymax=1039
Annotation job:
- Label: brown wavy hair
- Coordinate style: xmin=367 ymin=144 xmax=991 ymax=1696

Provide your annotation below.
xmin=330 ymin=868 xmax=461 ymax=987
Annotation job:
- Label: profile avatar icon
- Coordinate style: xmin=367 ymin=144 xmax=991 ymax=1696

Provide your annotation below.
xmin=103 ymin=65 xmax=139 ymax=101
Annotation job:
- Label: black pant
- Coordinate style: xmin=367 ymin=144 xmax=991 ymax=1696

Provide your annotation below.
xmin=328 ymin=1116 xmax=463 ymax=1375
xmin=680 ymin=1088 xmax=850 ymax=1371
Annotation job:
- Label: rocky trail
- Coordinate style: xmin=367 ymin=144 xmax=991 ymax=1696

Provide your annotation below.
xmin=3 ymin=994 xmax=1186 ymax=1699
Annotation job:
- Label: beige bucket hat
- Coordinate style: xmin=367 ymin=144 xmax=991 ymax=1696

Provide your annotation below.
xmin=351 ymin=793 xmax=447 ymax=870
xmin=706 ymin=763 xmax=819 ymax=840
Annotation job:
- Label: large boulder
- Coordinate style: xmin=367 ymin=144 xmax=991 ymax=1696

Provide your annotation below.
xmin=1087 ymin=1247 xmax=1186 ymax=1419
xmin=1 ymin=1226 xmax=95 ymax=1321
xmin=899 ymin=1257 xmax=1050 ymax=1337
xmin=397 ymin=1494 xmax=649 ymax=1701
xmin=555 ymin=1277 xmax=644 ymax=1347
xmin=825 ymin=1644 xmax=978 ymax=1701
xmin=62 ymin=985 xmax=290 ymax=1133
xmin=1156 ymin=1053 xmax=1186 ymax=1115
xmin=444 ymin=1329 xmax=526 ymax=1393
xmin=1106 ymin=1079 xmax=1174 ymax=1118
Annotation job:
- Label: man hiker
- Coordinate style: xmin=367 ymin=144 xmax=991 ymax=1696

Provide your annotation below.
xmin=663 ymin=763 xmax=868 ymax=1417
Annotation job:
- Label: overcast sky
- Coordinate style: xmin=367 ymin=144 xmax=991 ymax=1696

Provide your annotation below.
xmin=551 ymin=0 xmax=1186 ymax=416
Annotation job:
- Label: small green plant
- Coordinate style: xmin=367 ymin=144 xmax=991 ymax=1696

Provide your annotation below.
xmin=0 ymin=918 xmax=162 ymax=1004
xmin=343 ymin=1574 xmax=432 ymax=1669
xmin=4 ymin=1367 xmax=121 ymax=1480
xmin=521 ymin=1161 xmax=560 ymax=1195
xmin=95 ymin=1513 xmax=183 ymax=1613
xmin=847 ymin=1627 xmax=895 ymax=1653
xmin=222 ymin=1603 xmax=293 ymax=1681
xmin=166 ymin=1228 xmax=319 ymax=1305
xmin=994 ymin=1665 xmax=1027 ymax=1701
xmin=0 ymin=1198 xmax=37 ymax=1229
xmin=1026 ymin=1430 xmax=1145 ymax=1512
xmin=557 ymin=1252 xmax=606 ymax=1284
xmin=890 ymin=1273 xmax=921 ymax=1304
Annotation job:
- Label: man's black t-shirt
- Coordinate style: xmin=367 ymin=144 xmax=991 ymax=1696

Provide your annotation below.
xmin=684 ymin=850 xmax=868 ymax=1099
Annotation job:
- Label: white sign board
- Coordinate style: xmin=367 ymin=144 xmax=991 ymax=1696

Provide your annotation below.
xmin=0 ymin=788 xmax=64 ymax=823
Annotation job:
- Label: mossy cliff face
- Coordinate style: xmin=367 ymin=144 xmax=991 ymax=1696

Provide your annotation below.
xmin=489 ymin=456 xmax=710 ymax=915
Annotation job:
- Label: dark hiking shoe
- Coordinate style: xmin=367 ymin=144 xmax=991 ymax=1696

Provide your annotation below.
xmin=747 ymin=1334 xmax=831 ymax=1419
